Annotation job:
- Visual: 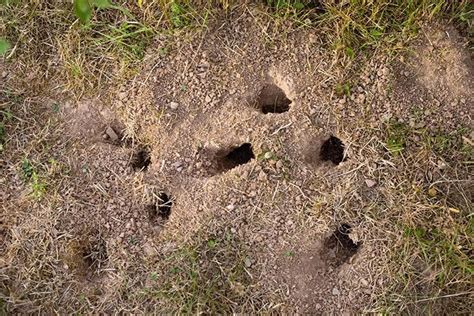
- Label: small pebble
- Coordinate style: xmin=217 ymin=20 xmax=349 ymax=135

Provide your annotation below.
xmin=169 ymin=102 xmax=179 ymax=110
xmin=244 ymin=257 xmax=252 ymax=268
xmin=365 ymin=179 xmax=376 ymax=188
xmin=105 ymin=126 xmax=119 ymax=142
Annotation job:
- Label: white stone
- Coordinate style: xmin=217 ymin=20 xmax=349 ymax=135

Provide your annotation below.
xmin=365 ymin=179 xmax=376 ymax=188
xmin=169 ymin=102 xmax=179 ymax=110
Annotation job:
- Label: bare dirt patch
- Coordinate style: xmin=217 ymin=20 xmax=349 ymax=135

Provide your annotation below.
xmin=275 ymin=227 xmax=367 ymax=313
xmin=413 ymin=25 xmax=472 ymax=100
xmin=2 ymin=11 xmax=472 ymax=315
xmin=390 ymin=23 xmax=473 ymax=131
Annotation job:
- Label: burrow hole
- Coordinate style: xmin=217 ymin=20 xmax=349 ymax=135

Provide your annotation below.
xmin=82 ymin=236 xmax=108 ymax=274
xmin=213 ymin=143 xmax=255 ymax=174
xmin=256 ymin=84 xmax=292 ymax=114
xmin=323 ymin=223 xmax=361 ymax=267
xmin=320 ymin=136 xmax=345 ymax=165
xmin=131 ymin=147 xmax=151 ymax=171
xmin=147 ymin=193 xmax=173 ymax=225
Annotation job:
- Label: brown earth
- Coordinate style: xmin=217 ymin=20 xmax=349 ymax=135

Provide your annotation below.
xmin=1 ymin=11 xmax=472 ymax=314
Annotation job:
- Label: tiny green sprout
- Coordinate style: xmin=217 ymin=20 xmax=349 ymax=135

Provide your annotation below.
xmin=345 ymin=47 xmax=355 ymax=59
xmin=335 ymin=83 xmax=351 ymax=97
xmin=52 ymin=103 xmax=60 ymax=113
xmin=386 ymin=120 xmax=407 ymax=155
xmin=170 ymin=266 xmax=179 ymax=274
xmin=369 ymin=27 xmax=384 ymax=40
xmin=386 ymin=139 xmax=404 ymax=154
xmin=284 ymin=251 xmax=294 ymax=257
xmin=170 ymin=2 xmax=187 ymax=28
xmin=150 ymin=272 xmax=158 ymax=281
xmin=74 ymin=0 xmax=113 ymax=24
xmin=31 ymin=173 xmax=46 ymax=199
xmin=0 ymin=39 xmax=11 ymax=56
xmin=158 ymin=47 xmax=169 ymax=57
xmin=128 ymin=236 xmax=138 ymax=245
xmin=1 ymin=109 xmax=13 ymax=121
xmin=21 ymin=158 xmax=34 ymax=180
xmin=207 ymin=239 xmax=217 ymax=249
xmin=269 ymin=0 xmax=305 ymax=10
xmin=292 ymin=1 xmax=305 ymax=10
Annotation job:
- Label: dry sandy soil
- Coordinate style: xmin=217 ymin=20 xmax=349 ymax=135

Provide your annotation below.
xmin=1 ymin=8 xmax=473 ymax=314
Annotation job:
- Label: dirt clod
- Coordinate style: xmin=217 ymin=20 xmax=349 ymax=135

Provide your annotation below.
xmin=105 ymin=126 xmax=119 ymax=142
xmin=320 ymin=136 xmax=345 ymax=165
xmin=256 ymin=84 xmax=292 ymax=114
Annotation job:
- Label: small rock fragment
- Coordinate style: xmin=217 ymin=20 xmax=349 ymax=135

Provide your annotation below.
xmin=365 ymin=179 xmax=376 ymax=188
xmin=172 ymin=161 xmax=182 ymax=168
xmin=105 ymin=126 xmax=119 ymax=142
xmin=169 ymin=102 xmax=179 ymax=110
xmin=244 ymin=257 xmax=252 ymax=268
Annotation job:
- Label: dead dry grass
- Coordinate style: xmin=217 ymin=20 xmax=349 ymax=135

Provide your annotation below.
xmin=1 ymin=0 xmax=473 ymax=314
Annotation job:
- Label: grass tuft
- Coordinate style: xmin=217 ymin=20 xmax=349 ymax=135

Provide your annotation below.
xmin=142 ymin=231 xmax=261 ymax=313
xmin=1 ymin=0 xmax=470 ymax=95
